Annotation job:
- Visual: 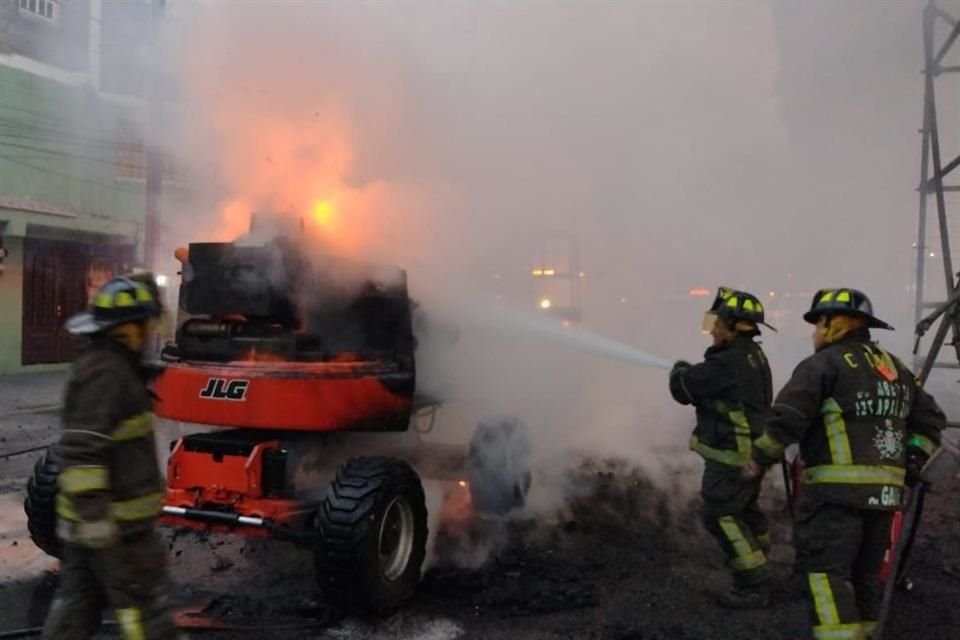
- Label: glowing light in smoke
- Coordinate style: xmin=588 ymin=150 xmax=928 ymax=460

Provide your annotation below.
xmin=156 ymin=275 xmax=168 ymax=288
xmin=689 ymin=288 xmax=711 ymax=297
xmin=539 ymin=298 xmax=552 ymax=310
xmin=458 ymin=480 xmax=468 ymax=488
xmin=313 ymin=200 xmax=335 ymax=227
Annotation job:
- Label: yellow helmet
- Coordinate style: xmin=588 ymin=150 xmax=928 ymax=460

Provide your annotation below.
xmin=65 ymin=275 xmax=162 ymax=335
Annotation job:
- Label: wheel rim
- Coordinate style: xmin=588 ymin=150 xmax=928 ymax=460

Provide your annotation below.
xmin=378 ymin=495 xmax=415 ymax=582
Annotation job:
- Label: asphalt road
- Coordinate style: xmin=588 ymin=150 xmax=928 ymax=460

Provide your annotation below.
xmin=1 ymin=402 xmax=958 ymax=639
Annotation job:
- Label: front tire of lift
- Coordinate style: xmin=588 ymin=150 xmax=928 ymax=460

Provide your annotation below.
xmin=314 ymin=456 xmax=428 ymax=616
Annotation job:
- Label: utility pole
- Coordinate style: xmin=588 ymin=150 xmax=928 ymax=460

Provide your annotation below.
xmin=143 ymin=0 xmax=166 ymax=271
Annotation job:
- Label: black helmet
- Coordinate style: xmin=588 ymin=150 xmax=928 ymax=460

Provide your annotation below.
xmin=708 ymin=287 xmax=776 ymax=331
xmin=802 ymin=288 xmax=893 ymax=330
xmin=65 ymin=275 xmax=162 ymax=335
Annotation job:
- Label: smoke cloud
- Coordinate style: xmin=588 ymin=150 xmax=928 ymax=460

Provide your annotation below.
xmin=146 ymin=0 xmax=947 ymax=517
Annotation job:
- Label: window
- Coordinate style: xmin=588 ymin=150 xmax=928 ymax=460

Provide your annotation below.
xmin=115 ymin=123 xmax=146 ymax=180
xmin=18 ymin=0 xmax=58 ymax=22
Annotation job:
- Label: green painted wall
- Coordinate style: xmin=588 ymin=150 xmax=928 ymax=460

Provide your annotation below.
xmin=0 ymin=63 xmax=187 ymax=373
xmin=0 ymin=235 xmax=24 ymax=371
xmin=0 ymin=64 xmax=146 ymax=228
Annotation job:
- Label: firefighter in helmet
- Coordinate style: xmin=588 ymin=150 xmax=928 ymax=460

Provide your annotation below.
xmin=42 ymin=274 xmax=181 ymax=640
xmin=744 ymin=288 xmax=945 ymax=639
xmin=669 ymin=288 xmax=775 ymax=608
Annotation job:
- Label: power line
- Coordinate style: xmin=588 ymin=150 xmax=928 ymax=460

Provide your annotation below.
xmin=0 ymin=121 xmax=128 ymax=152
xmin=0 ymin=154 xmax=142 ymax=192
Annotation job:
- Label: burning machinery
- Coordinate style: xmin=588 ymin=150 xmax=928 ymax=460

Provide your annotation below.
xmin=25 ymin=232 xmax=531 ymax=615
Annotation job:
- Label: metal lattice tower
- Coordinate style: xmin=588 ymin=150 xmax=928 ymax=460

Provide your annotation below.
xmin=913 ymin=0 xmax=960 ymax=384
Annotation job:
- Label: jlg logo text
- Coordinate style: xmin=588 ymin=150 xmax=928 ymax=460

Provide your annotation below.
xmin=199 ymin=378 xmax=250 ymax=401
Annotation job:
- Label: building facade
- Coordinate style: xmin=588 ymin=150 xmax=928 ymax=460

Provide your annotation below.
xmin=0 ymin=0 xmax=175 ymax=372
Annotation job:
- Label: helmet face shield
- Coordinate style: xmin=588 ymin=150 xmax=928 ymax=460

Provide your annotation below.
xmin=702 ymin=311 xmax=718 ymax=334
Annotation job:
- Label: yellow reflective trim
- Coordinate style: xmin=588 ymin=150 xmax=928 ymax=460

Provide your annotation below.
xmin=836 ymin=290 xmax=851 ymax=303
xmin=134 ymin=286 xmax=153 ymax=303
xmin=718 ymin=516 xmax=752 ymax=557
xmin=719 ymin=516 xmax=766 ymax=571
xmin=689 ymin=436 xmax=745 ymax=467
xmin=59 ymin=466 xmax=110 ymax=494
xmin=908 ymin=433 xmax=937 ymax=456
xmin=55 ymin=494 xmax=81 ymax=521
xmin=754 ymin=433 xmax=785 ymax=459
xmin=726 ymin=296 xmax=739 ymax=308
xmin=820 ymin=291 xmax=836 ymax=303
xmin=729 ymin=410 xmax=752 ymax=457
xmin=743 ymin=299 xmax=755 ymax=312
xmin=803 ymin=465 xmax=905 ymax=486
xmin=115 ymin=607 xmax=146 ymax=640
xmin=812 ymin=624 xmax=866 ymax=640
xmin=821 ymin=398 xmax=853 ymax=464
xmin=730 ymin=549 xmax=767 ymax=571
xmin=110 ymin=492 xmax=163 ymax=521
xmin=112 ymin=412 xmax=154 ymax=441
xmin=809 ymin=573 xmax=841 ymax=626
xmin=94 ymin=292 xmax=113 ymax=309
xmin=114 ymin=291 xmax=135 ymax=308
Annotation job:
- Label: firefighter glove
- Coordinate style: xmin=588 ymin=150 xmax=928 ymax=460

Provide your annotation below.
xmin=58 ymin=518 xmax=118 ymax=549
xmin=741 ymin=457 xmax=765 ymax=481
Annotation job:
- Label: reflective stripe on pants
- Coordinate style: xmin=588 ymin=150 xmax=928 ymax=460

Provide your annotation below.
xmin=719 ymin=516 xmax=767 ymax=571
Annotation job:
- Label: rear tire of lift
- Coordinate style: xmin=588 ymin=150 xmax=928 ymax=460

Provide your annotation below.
xmin=467 ymin=417 xmax=532 ymax=516
xmin=314 ymin=456 xmax=428 ymax=616
xmin=23 ymin=446 xmax=62 ymax=559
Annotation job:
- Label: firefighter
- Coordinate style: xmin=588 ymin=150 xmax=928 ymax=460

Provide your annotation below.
xmin=42 ymin=275 xmax=180 ymax=640
xmin=669 ymin=287 xmax=775 ymax=608
xmin=744 ymin=288 xmax=945 ymax=640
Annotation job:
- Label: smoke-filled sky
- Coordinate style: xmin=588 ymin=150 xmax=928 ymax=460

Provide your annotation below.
xmin=150 ymin=0 xmax=957 ymax=464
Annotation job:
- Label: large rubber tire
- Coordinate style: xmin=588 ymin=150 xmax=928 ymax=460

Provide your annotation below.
xmin=467 ymin=417 xmax=532 ymax=516
xmin=23 ymin=447 xmax=61 ymax=559
xmin=315 ymin=457 xmax=428 ymax=615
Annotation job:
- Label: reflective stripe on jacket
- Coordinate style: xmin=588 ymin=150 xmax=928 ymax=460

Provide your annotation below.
xmin=751 ymin=330 xmax=945 ymax=510
xmin=670 ymin=334 xmax=773 ymax=467
xmin=56 ymin=338 xmax=164 ymax=531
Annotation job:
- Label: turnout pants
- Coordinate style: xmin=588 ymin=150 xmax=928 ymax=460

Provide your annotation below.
xmin=794 ymin=497 xmax=894 ymax=640
xmin=42 ymin=530 xmax=179 ymax=640
xmin=701 ymin=462 xmax=770 ymax=587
